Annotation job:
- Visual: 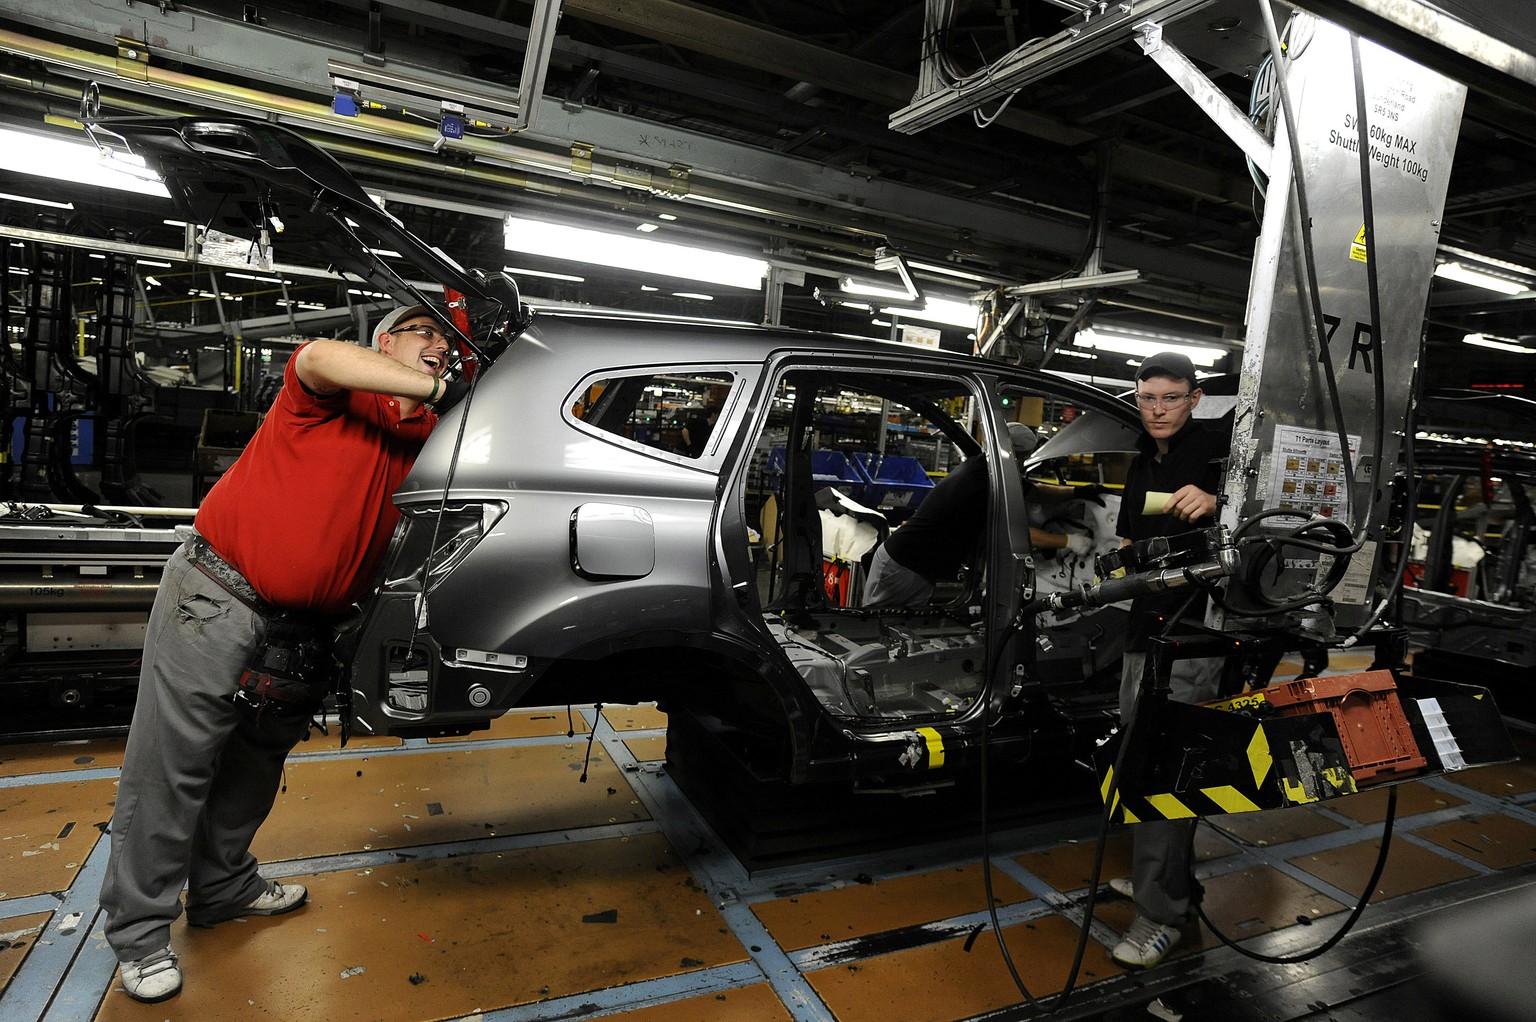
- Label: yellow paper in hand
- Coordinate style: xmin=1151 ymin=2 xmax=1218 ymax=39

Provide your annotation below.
xmin=1143 ymin=491 xmax=1173 ymax=514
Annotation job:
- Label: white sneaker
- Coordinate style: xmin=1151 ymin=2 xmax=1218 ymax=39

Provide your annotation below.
xmin=188 ymin=880 xmax=307 ymax=927
xmin=1107 ymin=876 xmax=1134 ymax=899
xmin=243 ymin=880 xmax=308 ymax=917
xmin=1111 ymin=914 xmax=1181 ymax=968
xmin=120 ymin=945 xmax=182 ymax=1003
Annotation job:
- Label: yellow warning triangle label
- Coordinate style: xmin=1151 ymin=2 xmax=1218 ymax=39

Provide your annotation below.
xmin=1350 ymin=224 xmax=1368 ymax=264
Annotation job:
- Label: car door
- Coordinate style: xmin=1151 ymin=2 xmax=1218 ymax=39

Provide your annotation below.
xmin=715 ymin=355 xmax=1035 ymax=733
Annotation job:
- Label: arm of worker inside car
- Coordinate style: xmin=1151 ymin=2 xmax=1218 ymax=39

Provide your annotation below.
xmin=295 ymin=339 xmax=437 ymax=401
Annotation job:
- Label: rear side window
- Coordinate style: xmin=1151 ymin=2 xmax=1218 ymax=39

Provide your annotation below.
xmin=569 ymin=370 xmax=735 ymax=458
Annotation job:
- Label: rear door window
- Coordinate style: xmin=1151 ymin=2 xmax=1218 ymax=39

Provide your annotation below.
xmin=569 ymin=370 xmax=735 ymax=459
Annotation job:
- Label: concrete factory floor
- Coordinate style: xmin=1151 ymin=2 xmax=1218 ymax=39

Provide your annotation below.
xmin=4 ymin=661 xmax=1536 ymax=1022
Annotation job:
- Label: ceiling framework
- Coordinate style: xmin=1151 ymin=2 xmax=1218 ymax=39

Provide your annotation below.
xmin=0 ymin=0 xmax=1530 ymax=393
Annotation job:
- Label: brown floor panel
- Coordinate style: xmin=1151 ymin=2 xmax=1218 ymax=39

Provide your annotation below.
xmin=1273 ymin=653 xmax=1377 ymax=679
xmin=1325 ymin=780 xmax=1469 ymax=824
xmin=1208 ymin=805 xmax=1348 ymax=847
xmin=603 ymin=983 xmax=794 ymax=1021
xmin=751 ymin=864 xmax=1033 ymax=952
xmin=1014 ymin=826 xmax=1235 ymax=895
xmin=602 ymin=704 xmax=669 ymax=732
xmin=0 ymin=778 xmax=116 ymax=900
xmin=0 ymin=910 xmax=50 ymax=994
xmin=1444 ymin=759 xmax=1536 ymax=799
xmin=805 ymin=913 xmax=1125 ymax=1022
xmin=251 ymin=743 xmax=649 ymax=863
xmin=0 ymin=738 xmax=127 ymax=777
xmin=1414 ymin=812 xmax=1536 ymax=870
xmin=1287 ymin=835 xmax=1478 ymax=902
xmin=1198 ymin=865 xmax=1348 ymax=940
xmin=427 ymin=708 xmax=589 ymax=742
xmin=1089 ymin=865 xmax=1345 ymax=964
xmin=1014 ymin=833 xmax=1134 ymax=894
xmin=306 ymin=733 xmax=402 ymax=750
xmin=94 ymin=834 xmax=746 ymax=1022
xmin=625 ymin=735 xmax=668 ymax=763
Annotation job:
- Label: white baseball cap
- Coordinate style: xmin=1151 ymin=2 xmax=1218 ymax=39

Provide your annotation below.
xmin=372 ymin=304 xmax=444 ymax=348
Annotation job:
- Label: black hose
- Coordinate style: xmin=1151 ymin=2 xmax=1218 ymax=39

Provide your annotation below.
xmin=1349 ymin=31 xmax=1389 ymax=523
xmin=1256 ymin=2 xmax=1359 ymax=514
xmin=1196 ymin=785 xmax=1398 ymax=963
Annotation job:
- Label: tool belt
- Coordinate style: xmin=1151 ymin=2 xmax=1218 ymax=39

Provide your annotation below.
xmin=237 ymin=615 xmax=339 ymax=715
xmin=184 ymin=536 xmax=339 ymax=715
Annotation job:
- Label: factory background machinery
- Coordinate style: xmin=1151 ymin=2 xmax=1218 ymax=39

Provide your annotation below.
xmin=2 ymin=3 xmax=1536 ymax=1021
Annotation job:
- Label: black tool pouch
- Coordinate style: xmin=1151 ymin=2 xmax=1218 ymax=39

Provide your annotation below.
xmin=237 ymin=615 xmax=338 ymax=716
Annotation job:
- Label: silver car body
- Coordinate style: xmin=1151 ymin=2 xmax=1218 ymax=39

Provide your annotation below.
xmin=349 ymin=311 xmax=1140 ymax=788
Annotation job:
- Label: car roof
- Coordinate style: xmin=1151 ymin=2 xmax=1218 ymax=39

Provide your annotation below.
xmin=516 ymin=310 xmax=1141 ymax=427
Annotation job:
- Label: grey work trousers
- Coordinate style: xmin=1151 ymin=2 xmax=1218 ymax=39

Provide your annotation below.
xmin=1117 ymin=649 xmax=1224 ymax=927
xmin=100 ymin=542 xmax=309 ymax=961
xmin=861 ymin=544 xmax=934 ymax=608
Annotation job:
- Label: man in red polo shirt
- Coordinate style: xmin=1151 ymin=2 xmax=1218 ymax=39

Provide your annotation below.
xmin=100 ymin=304 xmax=463 ymax=1003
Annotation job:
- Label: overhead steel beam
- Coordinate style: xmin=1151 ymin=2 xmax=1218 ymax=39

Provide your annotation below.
xmin=510 ymin=0 xmax=1087 ymax=144
xmin=0 ymin=16 xmax=1254 ymax=295
xmin=0 ymin=0 xmax=1247 ymax=203
xmin=498 ymin=0 xmax=1245 ymax=203
xmin=890 ymin=0 xmax=1217 ymax=134
xmin=1288 ymin=0 xmax=1536 ymax=108
xmin=888 ymin=0 xmax=1536 ymax=145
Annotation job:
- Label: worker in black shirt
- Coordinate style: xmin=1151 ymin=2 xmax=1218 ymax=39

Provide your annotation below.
xmin=1108 ymin=350 xmax=1230 ymax=969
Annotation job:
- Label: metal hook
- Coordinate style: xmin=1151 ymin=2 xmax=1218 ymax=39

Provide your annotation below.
xmin=79 ymin=81 xmax=101 ymax=123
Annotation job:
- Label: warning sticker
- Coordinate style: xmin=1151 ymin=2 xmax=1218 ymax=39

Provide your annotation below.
xmin=1350 ymin=224 xmax=1368 ymax=263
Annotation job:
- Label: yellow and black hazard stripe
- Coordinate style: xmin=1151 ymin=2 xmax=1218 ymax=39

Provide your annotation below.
xmin=1102 ymin=717 xmax=1356 ymax=823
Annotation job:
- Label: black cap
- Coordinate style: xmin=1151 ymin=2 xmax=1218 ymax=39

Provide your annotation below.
xmin=1006 ymin=421 xmax=1039 ymax=456
xmin=1136 ymin=350 xmax=1197 ymax=385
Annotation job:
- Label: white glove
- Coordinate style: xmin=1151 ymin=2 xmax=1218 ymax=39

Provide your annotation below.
xmin=1064 ymin=533 xmax=1094 ymax=556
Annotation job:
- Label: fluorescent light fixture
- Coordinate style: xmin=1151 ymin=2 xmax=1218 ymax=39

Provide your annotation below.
xmin=1462 ymin=333 xmax=1536 ymax=354
xmin=879 ymin=296 xmax=979 ymax=329
xmin=842 ymin=276 xmax=915 ymax=301
xmin=636 ymin=223 xmax=660 ymax=233
xmin=136 ymin=259 xmax=172 ymax=268
xmin=144 ymin=276 xmax=162 ymax=287
xmin=163 ymin=219 xmax=188 ymax=228
xmin=672 ymin=292 xmax=713 ymax=300
xmin=1435 ymin=262 xmax=1527 ymax=295
xmin=346 ymin=288 xmax=391 ymax=298
xmin=1074 ymin=325 xmax=1227 ymax=366
xmin=225 ymin=271 xmax=283 ymax=282
xmin=0 ymin=190 xmax=74 ymax=209
xmin=0 ymin=127 xmax=170 ymax=198
xmin=504 ymin=215 xmax=767 ymax=290
xmin=503 ymin=265 xmax=585 ymax=282
xmin=640 ymin=284 xmax=659 ymax=292
xmin=657 ymin=213 xmax=678 ymax=221
xmin=368 ymin=247 xmax=403 ymax=258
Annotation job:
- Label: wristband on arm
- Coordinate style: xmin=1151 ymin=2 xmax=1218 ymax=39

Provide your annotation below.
xmin=428 ymin=375 xmax=442 ymax=404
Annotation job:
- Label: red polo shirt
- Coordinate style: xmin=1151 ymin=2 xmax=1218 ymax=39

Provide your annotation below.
xmin=195 ymin=342 xmax=436 ymax=616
